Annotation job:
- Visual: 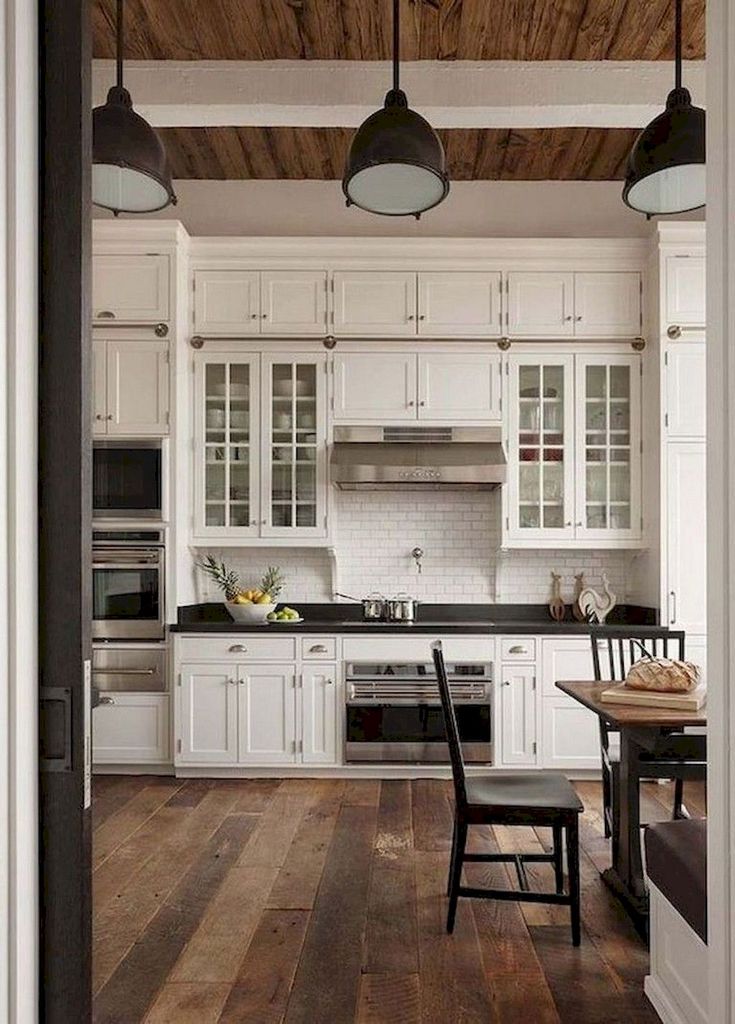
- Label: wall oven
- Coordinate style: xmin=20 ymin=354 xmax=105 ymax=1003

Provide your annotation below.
xmin=93 ymin=440 xmax=163 ymax=520
xmin=92 ymin=529 xmax=165 ymax=640
xmin=345 ymin=661 xmax=493 ymax=763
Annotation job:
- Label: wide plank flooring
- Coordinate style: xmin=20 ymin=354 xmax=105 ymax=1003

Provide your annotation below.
xmin=92 ymin=776 xmax=704 ymax=1023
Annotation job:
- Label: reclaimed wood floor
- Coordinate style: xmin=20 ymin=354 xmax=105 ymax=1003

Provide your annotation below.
xmin=92 ymin=776 xmax=706 ymax=1024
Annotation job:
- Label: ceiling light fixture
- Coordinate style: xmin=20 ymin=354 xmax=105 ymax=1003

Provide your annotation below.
xmin=92 ymin=0 xmax=177 ymax=216
xmin=342 ymin=0 xmax=449 ymax=219
xmin=622 ymin=0 xmax=705 ymax=217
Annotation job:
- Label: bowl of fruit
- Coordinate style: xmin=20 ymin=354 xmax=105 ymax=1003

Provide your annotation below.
xmin=266 ymin=606 xmax=302 ymax=624
xmin=226 ymin=590 xmax=277 ymax=623
xmin=197 ymin=558 xmax=290 ymax=626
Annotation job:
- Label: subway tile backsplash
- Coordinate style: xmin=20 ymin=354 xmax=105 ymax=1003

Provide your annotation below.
xmin=192 ymin=490 xmax=633 ymax=605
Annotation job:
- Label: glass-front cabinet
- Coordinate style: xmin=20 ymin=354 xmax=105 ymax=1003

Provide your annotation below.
xmin=505 ymin=352 xmax=642 ymax=547
xmin=194 ymin=351 xmax=327 ymax=542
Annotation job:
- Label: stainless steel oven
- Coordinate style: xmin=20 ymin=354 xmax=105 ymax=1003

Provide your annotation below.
xmin=345 ymin=661 xmax=493 ymax=763
xmin=93 ymin=440 xmax=163 ymax=520
xmin=92 ymin=529 xmax=165 ymax=640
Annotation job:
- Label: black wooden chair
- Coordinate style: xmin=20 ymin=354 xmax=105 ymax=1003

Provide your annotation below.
xmin=589 ymin=627 xmax=705 ymax=845
xmin=431 ymin=640 xmax=583 ymax=946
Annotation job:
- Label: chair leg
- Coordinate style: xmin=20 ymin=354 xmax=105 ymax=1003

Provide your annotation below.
xmin=673 ymin=777 xmax=690 ymax=820
xmin=565 ymin=818 xmax=581 ymax=947
xmin=552 ymin=824 xmax=564 ymax=894
xmin=601 ymin=766 xmax=612 ymax=838
xmin=447 ymin=817 xmax=459 ymax=897
xmin=446 ymin=820 xmax=467 ymax=935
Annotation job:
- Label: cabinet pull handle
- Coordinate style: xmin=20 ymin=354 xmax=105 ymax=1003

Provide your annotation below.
xmin=669 ymin=590 xmax=677 ymax=624
xmin=228 ymin=644 xmax=247 ymax=653
xmin=97 ymin=696 xmax=116 ymax=705
xmin=309 ymin=644 xmax=328 ymax=653
xmin=508 ymin=645 xmax=526 ymax=654
xmin=96 ymin=310 xmax=115 ymax=319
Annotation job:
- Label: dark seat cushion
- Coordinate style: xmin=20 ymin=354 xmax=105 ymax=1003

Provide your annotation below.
xmin=645 ymin=818 xmax=707 ymax=943
xmin=465 ymin=771 xmax=583 ymax=813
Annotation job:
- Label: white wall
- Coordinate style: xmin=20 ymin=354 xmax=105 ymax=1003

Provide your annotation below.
xmin=96 ymin=179 xmax=701 ymax=239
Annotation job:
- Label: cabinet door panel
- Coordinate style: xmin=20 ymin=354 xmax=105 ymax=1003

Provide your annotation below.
xmin=239 ymin=664 xmax=297 ymax=763
xmin=506 ymin=355 xmax=575 ymax=542
xmin=193 ymin=270 xmax=260 ymax=334
xmin=93 ymin=254 xmax=169 ymax=322
xmin=574 ymin=272 xmax=641 ymax=337
xmin=333 ymin=271 xmax=416 ymax=336
xmin=92 ymin=338 xmax=108 ymax=435
xmin=418 ymin=353 xmax=501 ymax=422
xmin=665 ymin=256 xmax=706 ymax=329
xmin=333 ymin=352 xmax=417 ymax=422
xmin=302 ymin=663 xmax=338 ymax=764
xmin=178 ymin=665 xmax=238 ymax=764
xmin=507 ymin=272 xmax=574 ymax=337
xmin=499 ymin=665 xmax=536 ymax=766
xmin=666 ymin=343 xmax=706 ymax=438
xmin=93 ymin=694 xmax=169 ymax=764
xmin=540 ymin=636 xmax=598 ymax=697
xmin=666 ymin=442 xmax=707 ymax=634
xmin=418 ymin=272 xmax=502 ymax=337
xmin=541 ymin=696 xmax=600 ymax=770
xmin=106 ymin=339 xmax=169 ymax=436
xmin=261 ymin=271 xmax=327 ymax=335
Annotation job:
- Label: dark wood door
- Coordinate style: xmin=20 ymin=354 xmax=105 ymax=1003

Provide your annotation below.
xmin=39 ymin=1 xmax=93 ymax=1019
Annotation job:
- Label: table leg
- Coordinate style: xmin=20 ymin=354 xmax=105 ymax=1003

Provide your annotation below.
xmin=602 ymin=728 xmax=649 ymax=932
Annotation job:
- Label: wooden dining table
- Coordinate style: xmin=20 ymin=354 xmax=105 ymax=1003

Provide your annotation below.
xmin=556 ymin=680 xmax=707 ymax=930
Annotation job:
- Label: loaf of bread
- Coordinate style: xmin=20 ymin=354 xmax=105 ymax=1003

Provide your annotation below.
xmin=625 ymin=658 xmax=700 ymax=693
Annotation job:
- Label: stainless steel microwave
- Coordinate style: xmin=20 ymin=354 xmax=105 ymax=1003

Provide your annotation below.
xmin=93 ymin=440 xmax=163 ymax=520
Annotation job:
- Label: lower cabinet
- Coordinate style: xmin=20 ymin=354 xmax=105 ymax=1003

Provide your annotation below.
xmin=93 ymin=693 xmax=170 ymax=764
xmin=539 ymin=637 xmax=601 ymax=770
xmin=176 ymin=659 xmax=339 ymax=767
xmin=499 ymin=663 xmax=537 ymax=766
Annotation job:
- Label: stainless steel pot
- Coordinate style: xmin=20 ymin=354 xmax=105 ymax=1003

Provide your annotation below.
xmin=385 ymin=594 xmax=420 ymax=623
xmin=335 ymin=591 xmax=386 ymax=621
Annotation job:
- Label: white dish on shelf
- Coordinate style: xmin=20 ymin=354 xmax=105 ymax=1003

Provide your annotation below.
xmin=210 ymin=382 xmax=249 ymax=398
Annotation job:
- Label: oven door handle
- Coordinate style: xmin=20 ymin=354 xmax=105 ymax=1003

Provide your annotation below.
xmin=93 ymin=559 xmax=162 ymax=569
xmin=346 ymin=699 xmax=485 ymax=707
xmin=92 ymin=667 xmax=156 ymax=676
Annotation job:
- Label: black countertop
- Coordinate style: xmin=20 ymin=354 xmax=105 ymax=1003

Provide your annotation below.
xmin=171 ymin=602 xmax=658 ymax=636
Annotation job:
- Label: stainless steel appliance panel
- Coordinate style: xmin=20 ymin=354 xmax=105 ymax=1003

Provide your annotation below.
xmin=92 ymin=530 xmax=165 ymax=641
xmin=92 ymin=646 xmax=167 ymax=692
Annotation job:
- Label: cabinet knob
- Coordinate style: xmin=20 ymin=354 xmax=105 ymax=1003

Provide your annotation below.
xmin=250 ymin=520 xmax=258 ymax=526
xmin=576 ymin=521 xmax=582 ymax=527
xmin=564 ymin=315 xmax=573 ymax=321
xmin=261 ymin=519 xmax=267 ymax=525
xmin=407 ymin=314 xmax=415 ymax=321
xmin=250 ymin=313 xmax=258 ymax=319
xmin=106 ymin=414 xmax=113 ymax=420
xmin=326 ymin=678 xmax=334 ymax=686
xmin=310 ymin=644 xmax=328 ymax=654
xmin=575 ymin=316 xmax=583 ymax=322
xmin=419 ymin=400 xmax=426 ymax=407
xmin=228 ymin=644 xmax=247 ymax=653
xmin=227 ymin=678 xmax=238 ymax=685
xmin=407 ymin=400 xmax=415 ymax=407
xmin=261 ymin=313 xmax=267 ymax=319
xmin=502 ymin=681 xmax=511 ymax=687
xmin=95 ymin=414 xmax=103 ymax=420
xmin=667 ymin=324 xmax=682 ymax=340
xmin=418 ymin=314 xmax=426 ymax=321
xmin=565 ymin=521 xmax=572 ymax=527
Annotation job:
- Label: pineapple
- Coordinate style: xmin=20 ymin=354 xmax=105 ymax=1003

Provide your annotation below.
xmin=197 ymin=555 xmax=242 ymax=602
xmin=259 ymin=565 xmax=285 ymax=601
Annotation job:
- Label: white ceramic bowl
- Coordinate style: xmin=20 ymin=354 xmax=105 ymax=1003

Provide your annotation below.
xmin=226 ymin=601 xmax=277 ymax=623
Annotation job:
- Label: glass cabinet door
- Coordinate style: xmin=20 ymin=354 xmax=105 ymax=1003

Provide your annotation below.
xmin=262 ymin=353 xmax=327 ymax=537
xmin=575 ymin=355 xmax=641 ymax=540
xmin=197 ymin=355 xmax=259 ymax=535
xmin=508 ymin=355 xmax=575 ymax=541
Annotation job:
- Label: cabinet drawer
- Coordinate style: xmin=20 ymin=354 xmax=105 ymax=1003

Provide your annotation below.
xmin=301 ymin=637 xmax=337 ymax=660
xmin=342 ymin=636 xmax=492 ymax=663
xmin=500 ymin=637 xmax=536 ymax=661
xmin=177 ymin=635 xmax=297 ymax=662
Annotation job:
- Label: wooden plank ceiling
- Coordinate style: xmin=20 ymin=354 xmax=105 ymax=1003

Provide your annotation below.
xmin=92 ymin=0 xmax=705 ymax=61
xmin=159 ymin=126 xmax=638 ymax=181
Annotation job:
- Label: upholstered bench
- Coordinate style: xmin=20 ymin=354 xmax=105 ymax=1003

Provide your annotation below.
xmin=644 ymin=819 xmax=707 ymax=1024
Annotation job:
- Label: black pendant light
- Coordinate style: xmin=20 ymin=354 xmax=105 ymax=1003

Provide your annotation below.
xmin=93 ymin=0 xmax=177 ymax=216
xmin=622 ymin=0 xmax=705 ymax=216
xmin=342 ymin=0 xmax=449 ymax=219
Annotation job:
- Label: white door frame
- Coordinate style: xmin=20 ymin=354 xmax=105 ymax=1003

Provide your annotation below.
xmin=707 ymin=0 xmax=735 ymax=1018
xmin=1 ymin=0 xmax=39 ymax=1020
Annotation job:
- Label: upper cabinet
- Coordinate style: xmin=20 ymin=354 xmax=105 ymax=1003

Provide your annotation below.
xmin=507 ymin=271 xmax=641 ymax=338
xmin=418 ymin=353 xmax=502 ymax=422
xmin=193 ymin=269 xmax=328 ymax=336
xmin=93 ymin=254 xmax=170 ymax=323
xmin=93 ymin=337 xmax=169 ymax=437
xmin=333 ymin=351 xmax=417 ymax=422
xmin=665 ymin=341 xmax=706 ymax=438
xmin=417 ymin=272 xmax=503 ymax=337
xmin=332 ymin=271 xmax=417 ymax=336
xmin=664 ymin=255 xmax=706 ymax=330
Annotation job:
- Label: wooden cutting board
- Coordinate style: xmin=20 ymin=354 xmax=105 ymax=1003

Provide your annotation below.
xmin=600 ymin=683 xmax=707 ymax=710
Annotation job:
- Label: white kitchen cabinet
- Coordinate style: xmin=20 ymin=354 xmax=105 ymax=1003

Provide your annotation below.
xmin=507 ymin=272 xmax=575 ymax=338
xmin=332 ymin=271 xmax=417 ymax=336
xmin=333 ymin=352 xmax=418 ymax=422
xmin=665 ymin=342 xmax=706 ymax=438
xmin=261 ymin=271 xmax=328 ymax=335
xmin=239 ymin=664 xmax=298 ymax=764
xmin=574 ymin=272 xmax=641 ymax=337
xmin=193 ymin=270 xmax=260 ymax=334
xmin=417 ymin=272 xmax=503 ymax=337
xmin=93 ymin=338 xmax=169 ymax=436
xmin=665 ymin=442 xmax=707 ymax=635
xmin=574 ymin=354 xmax=642 ymax=544
xmin=499 ymin=663 xmax=537 ymax=766
xmin=93 ymin=253 xmax=170 ymax=323
xmin=178 ymin=665 xmax=238 ymax=764
xmin=302 ymin=663 xmax=339 ymax=764
xmin=418 ymin=353 xmax=502 ymax=422
xmin=93 ymin=693 xmax=170 ymax=764
xmin=539 ymin=637 xmax=600 ymax=770
xmin=665 ymin=255 xmax=706 ymax=330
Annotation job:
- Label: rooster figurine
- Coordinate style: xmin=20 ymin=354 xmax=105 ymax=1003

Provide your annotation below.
xmin=577 ymin=571 xmax=616 ymax=624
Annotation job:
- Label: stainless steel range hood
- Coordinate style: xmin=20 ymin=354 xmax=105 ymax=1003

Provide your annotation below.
xmin=330 ymin=426 xmax=507 ymax=491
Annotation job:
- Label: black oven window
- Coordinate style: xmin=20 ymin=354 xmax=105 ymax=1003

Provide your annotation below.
xmin=346 ymin=705 xmax=491 ymax=745
xmin=93 ymin=447 xmax=162 ymax=514
xmin=93 ymin=568 xmax=160 ymax=621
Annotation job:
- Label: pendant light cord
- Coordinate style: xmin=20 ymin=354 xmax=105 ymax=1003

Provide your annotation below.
xmin=675 ymin=0 xmax=682 ymax=91
xmin=116 ymin=0 xmax=124 ymax=90
xmin=392 ymin=0 xmax=400 ymax=93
